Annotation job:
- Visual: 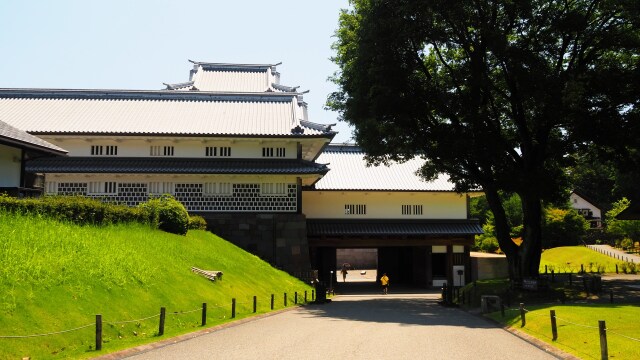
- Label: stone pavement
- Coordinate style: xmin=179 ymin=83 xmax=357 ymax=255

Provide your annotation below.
xmin=116 ymin=291 xmax=561 ymax=360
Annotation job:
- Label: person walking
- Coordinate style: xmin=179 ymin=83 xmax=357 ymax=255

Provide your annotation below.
xmin=380 ymin=273 xmax=389 ymax=294
xmin=340 ymin=265 xmax=348 ymax=282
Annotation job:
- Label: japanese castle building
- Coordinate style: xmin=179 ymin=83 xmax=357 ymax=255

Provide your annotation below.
xmin=0 ymin=61 xmax=482 ymax=287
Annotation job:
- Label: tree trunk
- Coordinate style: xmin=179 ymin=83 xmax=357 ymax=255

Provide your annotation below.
xmin=484 ymin=186 xmax=520 ymax=281
xmin=519 ymin=193 xmax=543 ymax=278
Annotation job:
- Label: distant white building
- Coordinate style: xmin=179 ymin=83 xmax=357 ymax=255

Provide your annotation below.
xmin=570 ymin=191 xmax=603 ymax=228
xmin=0 ymin=61 xmax=481 ymax=287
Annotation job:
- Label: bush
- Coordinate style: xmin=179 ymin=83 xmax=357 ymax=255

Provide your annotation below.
xmin=188 ymin=215 xmax=207 ymax=230
xmin=0 ymin=194 xmax=147 ymax=226
xmin=138 ymin=195 xmax=189 ymax=235
xmin=620 ymin=238 xmax=633 ymax=250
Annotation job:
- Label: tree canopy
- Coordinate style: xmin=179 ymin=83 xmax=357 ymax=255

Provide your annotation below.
xmin=329 ymin=0 xmax=640 ymax=280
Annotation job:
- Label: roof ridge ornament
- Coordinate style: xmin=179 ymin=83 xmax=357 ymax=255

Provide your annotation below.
xmin=271 ymin=83 xmax=300 ymax=92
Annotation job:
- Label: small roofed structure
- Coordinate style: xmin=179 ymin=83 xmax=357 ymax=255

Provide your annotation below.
xmin=0 ymin=120 xmax=67 ymax=197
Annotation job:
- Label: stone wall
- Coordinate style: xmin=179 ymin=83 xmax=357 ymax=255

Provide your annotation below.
xmin=470 ymin=253 xmax=509 ymax=280
xmin=195 ymin=212 xmax=311 ymax=276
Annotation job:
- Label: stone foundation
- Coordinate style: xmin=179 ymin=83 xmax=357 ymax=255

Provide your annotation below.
xmin=194 ymin=212 xmax=311 ymax=276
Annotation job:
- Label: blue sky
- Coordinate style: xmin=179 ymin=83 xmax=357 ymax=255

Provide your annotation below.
xmin=0 ymin=0 xmax=353 ymax=142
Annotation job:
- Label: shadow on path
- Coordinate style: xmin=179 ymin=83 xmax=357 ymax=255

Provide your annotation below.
xmin=304 ymin=292 xmax=495 ymax=329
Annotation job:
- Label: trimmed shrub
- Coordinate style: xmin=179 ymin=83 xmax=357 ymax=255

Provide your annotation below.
xmin=188 ymin=215 xmax=207 ymax=230
xmin=138 ymin=195 xmax=189 ymax=235
xmin=0 ymin=194 xmax=147 ymax=226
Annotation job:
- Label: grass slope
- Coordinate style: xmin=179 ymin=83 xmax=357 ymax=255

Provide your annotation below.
xmin=487 ymin=304 xmax=640 ymax=360
xmin=0 ymin=211 xmax=313 ymax=359
xmin=540 ymin=246 xmax=632 ymax=273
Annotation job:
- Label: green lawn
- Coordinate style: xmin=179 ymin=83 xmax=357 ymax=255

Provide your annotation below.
xmin=540 ymin=246 xmax=633 ymax=274
xmin=0 ymin=211 xmax=313 ymax=359
xmin=487 ymin=304 xmax=640 ymax=360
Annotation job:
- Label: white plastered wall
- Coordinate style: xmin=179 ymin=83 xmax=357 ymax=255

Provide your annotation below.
xmin=40 ymin=137 xmax=299 ymax=159
xmin=0 ymin=144 xmax=21 ymax=187
xmin=570 ymin=193 xmax=602 ymax=219
xmin=302 ymin=191 xmax=467 ymax=219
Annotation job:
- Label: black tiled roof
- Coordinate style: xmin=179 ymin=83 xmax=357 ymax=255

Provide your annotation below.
xmin=25 ymin=157 xmax=329 ymax=175
xmin=307 ymin=220 xmax=483 ymax=237
xmin=0 ymin=120 xmax=67 ymax=155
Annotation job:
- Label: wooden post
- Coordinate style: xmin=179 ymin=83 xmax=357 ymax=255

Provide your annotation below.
xmin=551 ymin=269 xmax=555 ymax=283
xmin=271 ymin=294 xmax=274 ymax=310
xmin=581 ymin=264 xmax=584 ymax=273
xmin=253 ymin=296 xmax=257 ymax=313
xmin=584 ymin=278 xmax=589 ymax=296
xmin=599 ymin=320 xmax=608 ymax=360
xmin=95 ymin=314 xmax=102 ymax=351
xmin=304 ymin=290 xmax=308 ymax=303
xmin=295 ymin=291 xmax=298 ymax=304
xmin=284 ymin=292 xmax=288 ymax=307
xmin=545 ymin=265 xmax=548 ymax=274
xmin=550 ymin=310 xmax=558 ymax=341
xmin=202 ymin=303 xmax=207 ymax=326
xmin=312 ymin=289 xmax=315 ymax=301
xmin=615 ymin=264 xmax=618 ymax=274
xmin=159 ymin=307 xmax=166 ymax=336
xmin=520 ymin=303 xmax=526 ymax=327
xmin=231 ymin=298 xmax=236 ymax=318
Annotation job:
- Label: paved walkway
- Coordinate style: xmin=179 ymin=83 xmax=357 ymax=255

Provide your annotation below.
xmin=121 ymin=292 xmax=560 ymax=360
xmin=587 ymin=245 xmax=640 ymax=264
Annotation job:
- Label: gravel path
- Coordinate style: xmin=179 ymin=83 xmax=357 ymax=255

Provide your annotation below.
xmin=587 ymin=244 xmax=640 ymax=264
xmin=122 ymin=292 xmax=560 ymax=360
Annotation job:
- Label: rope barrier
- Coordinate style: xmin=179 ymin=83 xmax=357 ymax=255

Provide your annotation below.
xmin=608 ymin=329 xmax=640 ymax=343
xmin=1 ymin=290 xmax=311 ymax=340
xmin=169 ymin=308 xmax=203 ymax=315
xmin=554 ymin=316 xmax=599 ymax=329
xmin=106 ymin=313 xmax=160 ymax=326
xmin=0 ymin=323 xmax=94 ymax=339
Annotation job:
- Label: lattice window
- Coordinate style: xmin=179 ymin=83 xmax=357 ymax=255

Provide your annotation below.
xmin=345 ymin=204 xmax=366 ymax=215
xmin=262 ymin=147 xmax=286 ymax=157
xmin=205 ymin=146 xmax=231 ymax=157
xmin=91 ymin=145 xmax=103 ymax=155
xmin=91 ymin=145 xmax=118 ymax=156
xmin=204 ymin=182 xmax=232 ymax=195
xmin=402 ymin=204 xmax=423 ymax=215
xmin=45 ymin=181 xmax=58 ymax=194
xmin=87 ymin=181 xmax=117 ymax=194
xmin=150 ymin=146 xmax=174 ymax=156
xmin=105 ymin=145 xmax=118 ymax=156
xmin=149 ymin=182 xmax=174 ymax=195
xmin=261 ymin=183 xmax=286 ymax=196
xmin=220 ymin=147 xmax=231 ymax=157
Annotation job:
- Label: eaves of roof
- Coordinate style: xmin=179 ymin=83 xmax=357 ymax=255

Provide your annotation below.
xmin=25 ymin=157 xmax=329 ymax=175
xmin=307 ymin=219 xmax=484 ymax=237
xmin=0 ymin=88 xmax=300 ymax=102
xmin=0 ymin=120 xmax=67 ymax=155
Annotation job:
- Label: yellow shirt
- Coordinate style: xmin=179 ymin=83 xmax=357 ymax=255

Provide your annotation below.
xmin=380 ymin=275 xmax=389 ymax=286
